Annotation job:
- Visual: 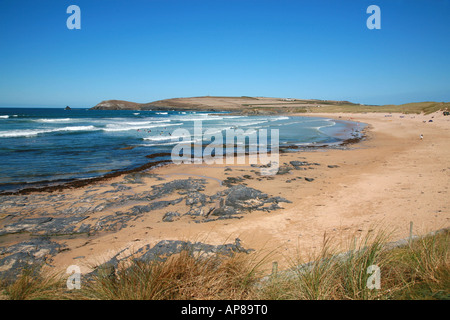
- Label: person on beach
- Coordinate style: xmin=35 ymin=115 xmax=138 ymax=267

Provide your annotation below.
xmin=420 ymin=134 xmax=423 ymax=140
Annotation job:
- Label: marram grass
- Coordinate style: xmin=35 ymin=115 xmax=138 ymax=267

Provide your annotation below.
xmin=1 ymin=229 xmax=448 ymax=300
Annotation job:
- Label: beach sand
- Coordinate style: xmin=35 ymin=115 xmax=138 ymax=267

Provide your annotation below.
xmin=1 ymin=111 xmax=449 ymax=275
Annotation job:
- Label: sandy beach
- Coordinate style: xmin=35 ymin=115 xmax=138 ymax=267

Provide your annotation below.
xmin=1 ymin=111 xmax=449 ymax=276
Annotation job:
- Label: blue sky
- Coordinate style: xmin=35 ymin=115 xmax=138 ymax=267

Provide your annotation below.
xmin=0 ymin=0 xmax=449 ymax=108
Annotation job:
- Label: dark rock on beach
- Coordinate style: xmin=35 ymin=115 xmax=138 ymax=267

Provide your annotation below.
xmin=0 ymin=238 xmax=65 ymax=281
xmin=0 ymin=176 xmax=293 ymax=236
xmin=137 ymin=238 xmax=252 ymax=263
xmin=224 ymin=185 xmax=269 ymax=209
xmin=0 ymin=175 xmax=294 ymax=279
xmin=135 ymin=238 xmax=253 ymax=263
xmin=211 ymin=205 xmax=241 ymax=216
xmin=276 ymin=166 xmax=292 ymax=175
xmin=130 ymin=198 xmax=184 ymax=215
xmin=0 ymin=216 xmax=90 ymax=236
xmin=87 ymin=238 xmax=254 ymax=280
xmin=94 ymin=212 xmax=132 ymax=232
xmin=0 ymin=217 xmax=53 ymax=236
xmin=222 ymin=176 xmax=245 ymax=187
xmin=150 ymin=178 xmax=207 ymax=197
xmin=290 ymin=161 xmax=320 ymax=169
xmin=211 ymin=185 xmax=291 ymax=216
xmin=162 ymin=211 xmax=181 ymax=222
xmin=184 ymin=207 xmax=207 ymax=217
xmin=185 ymin=192 xmax=207 ymax=207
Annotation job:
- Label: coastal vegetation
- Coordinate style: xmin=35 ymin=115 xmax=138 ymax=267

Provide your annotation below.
xmin=239 ymin=101 xmax=450 ymax=115
xmin=1 ymin=229 xmax=448 ymax=300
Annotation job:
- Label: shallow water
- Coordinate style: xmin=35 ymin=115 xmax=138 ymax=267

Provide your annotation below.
xmin=0 ymin=108 xmax=364 ymax=192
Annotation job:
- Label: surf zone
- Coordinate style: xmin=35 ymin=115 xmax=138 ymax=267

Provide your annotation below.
xmin=170 ymin=120 xmax=280 ymax=175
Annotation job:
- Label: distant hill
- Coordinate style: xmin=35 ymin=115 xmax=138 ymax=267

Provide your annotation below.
xmin=90 ymin=96 xmax=362 ymax=113
xmin=90 ymin=96 xmax=449 ymax=115
xmin=91 ymin=100 xmax=142 ymax=110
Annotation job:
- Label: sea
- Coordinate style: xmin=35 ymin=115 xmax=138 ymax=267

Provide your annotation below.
xmin=0 ymin=108 xmax=364 ymax=193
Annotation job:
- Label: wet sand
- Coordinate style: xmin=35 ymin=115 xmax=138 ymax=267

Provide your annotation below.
xmin=1 ymin=111 xmax=449 ymax=276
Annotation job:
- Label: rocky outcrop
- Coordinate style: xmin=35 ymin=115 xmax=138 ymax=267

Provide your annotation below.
xmin=210 ymin=185 xmax=291 ymax=217
xmin=90 ymin=238 xmax=254 ymax=275
xmin=0 ymin=238 xmax=65 ymax=281
xmin=135 ymin=238 xmax=253 ymax=263
xmin=91 ymin=100 xmax=142 ymax=110
xmin=0 ymin=175 xmax=292 ymax=280
xmin=0 ymin=216 xmax=90 ymax=236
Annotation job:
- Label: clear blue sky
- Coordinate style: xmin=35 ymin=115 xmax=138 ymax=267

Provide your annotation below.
xmin=1 ymin=0 xmax=449 ymax=108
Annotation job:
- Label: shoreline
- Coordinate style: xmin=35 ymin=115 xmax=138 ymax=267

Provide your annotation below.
xmin=0 ymin=110 xmax=448 ymax=278
xmin=0 ymin=115 xmax=365 ymax=196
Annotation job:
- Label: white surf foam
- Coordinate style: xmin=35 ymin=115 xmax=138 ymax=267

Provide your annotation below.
xmin=235 ymin=120 xmax=269 ymax=127
xmin=121 ymin=120 xmax=172 ymax=126
xmin=0 ymin=125 xmax=99 ymax=138
xmin=171 ymin=114 xmax=225 ymax=122
xmin=34 ymin=118 xmax=73 ymax=122
xmin=270 ymin=116 xmax=290 ymax=121
xmin=103 ymin=122 xmax=182 ymax=132
xmin=142 ymin=132 xmax=191 ymax=141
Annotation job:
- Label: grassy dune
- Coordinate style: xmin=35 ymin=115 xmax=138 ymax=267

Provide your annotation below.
xmin=310 ymin=101 xmax=450 ymax=115
xmin=1 ymin=229 xmax=448 ymax=300
xmin=247 ymin=101 xmax=450 ymax=115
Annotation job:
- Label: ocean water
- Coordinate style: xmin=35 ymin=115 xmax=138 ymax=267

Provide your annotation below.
xmin=0 ymin=108 xmax=363 ymax=192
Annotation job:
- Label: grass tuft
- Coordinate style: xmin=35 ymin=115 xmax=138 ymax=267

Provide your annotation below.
xmin=77 ymin=250 xmax=263 ymax=300
xmin=1 ymin=229 xmax=448 ymax=300
xmin=0 ymin=265 xmax=67 ymax=300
